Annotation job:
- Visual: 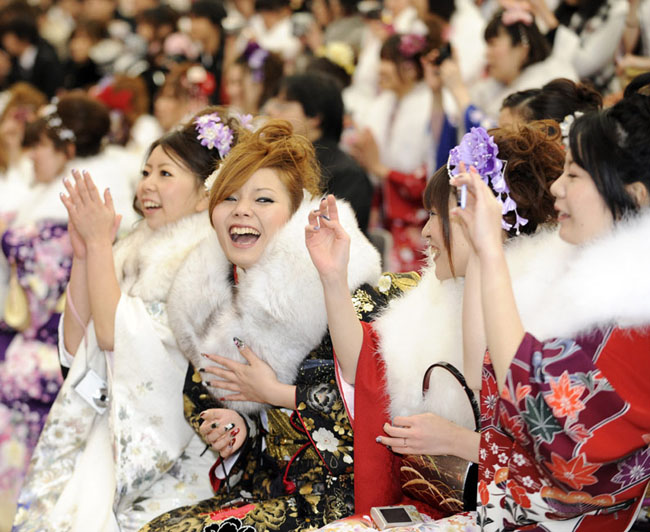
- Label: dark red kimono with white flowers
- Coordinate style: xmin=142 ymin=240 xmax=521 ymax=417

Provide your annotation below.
xmin=477 ymin=327 xmax=650 ymax=531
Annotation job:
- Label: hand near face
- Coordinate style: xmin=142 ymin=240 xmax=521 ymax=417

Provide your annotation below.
xmin=305 ymin=195 xmax=351 ymax=284
xmin=348 ymin=129 xmax=386 ymax=178
xmin=61 ymin=169 xmax=121 ymax=246
xmin=449 ymin=164 xmax=504 ymax=259
xmin=199 ymin=408 xmax=247 ymax=458
xmin=202 ymin=339 xmax=295 ymax=408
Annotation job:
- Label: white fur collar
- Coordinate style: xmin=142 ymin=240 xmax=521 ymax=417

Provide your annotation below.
xmin=168 ymin=196 xmax=382 ymax=413
xmin=377 ymin=211 xmax=650 ymax=426
xmin=113 ymin=212 xmax=213 ymax=303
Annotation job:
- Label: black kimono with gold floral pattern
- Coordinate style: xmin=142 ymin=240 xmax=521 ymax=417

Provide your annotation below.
xmin=140 ymin=272 xmax=420 ymax=532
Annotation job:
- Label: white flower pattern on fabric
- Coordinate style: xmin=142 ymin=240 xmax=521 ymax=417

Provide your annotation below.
xmin=312 ymin=428 xmax=340 ymax=454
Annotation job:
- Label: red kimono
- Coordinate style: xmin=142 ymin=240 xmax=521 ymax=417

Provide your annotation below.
xmin=478 ymin=327 xmax=650 ymax=531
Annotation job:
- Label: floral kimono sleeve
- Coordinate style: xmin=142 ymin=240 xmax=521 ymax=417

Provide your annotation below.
xmin=499 ymin=327 xmax=650 ymax=500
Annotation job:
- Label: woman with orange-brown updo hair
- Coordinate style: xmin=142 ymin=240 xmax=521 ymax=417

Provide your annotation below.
xmin=141 ymin=120 xmax=383 ymax=532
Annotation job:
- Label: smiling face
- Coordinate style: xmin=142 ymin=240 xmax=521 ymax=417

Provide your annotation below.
xmin=210 ymin=167 xmax=292 ymax=270
xmin=421 ymin=193 xmax=471 ymax=280
xmin=136 ymin=145 xmax=208 ymax=229
xmin=550 ymin=150 xmax=614 ymax=245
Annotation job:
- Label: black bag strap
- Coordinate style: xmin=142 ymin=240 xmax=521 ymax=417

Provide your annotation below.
xmin=422 ymin=362 xmax=480 ymax=432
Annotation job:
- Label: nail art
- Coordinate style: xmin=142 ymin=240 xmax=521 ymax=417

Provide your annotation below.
xmin=313 ymin=225 xmax=320 ymax=230
xmin=211 ymin=422 xmax=220 ymax=429
xmin=233 ymin=337 xmax=244 ymax=348
xmin=229 ymin=438 xmax=236 ymax=448
xmin=198 ymin=368 xmax=205 ymax=372
xmin=320 ymin=214 xmax=330 ymax=221
xmin=375 ymin=436 xmax=382 ymax=443
xmin=224 ymin=423 xmax=235 ymax=431
xmin=230 ymin=427 xmax=240 ymax=437
xmin=219 ymin=397 xmax=226 ymax=402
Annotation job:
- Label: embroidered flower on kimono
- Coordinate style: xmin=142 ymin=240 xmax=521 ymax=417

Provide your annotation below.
xmin=312 ymin=427 xmax=340 ymax=453
xmin=521 ymin=475 xmax=535 ymax=488
xmin=546 ymin=371 xmax=586 ymax=422
xmin=478 ymin=480 xmax=490 ymax=506
xmin=343 ymin=453 xmax=353 ymax=464
xmin=612 ymin=447 xmax=650 ymax=487
xmin=490 ymin=443 xmax=499 ymax=455
xmin=307 ymin=383 xmax=338 ymax=412
xmin=507 ymin=480 xmax=531 ymax=508
xmin=204 ymin=516 xmax=256 ymax=532
xmin=498 ymin=452 xmax=509 ymax=464
xmin=512 ymin=453 xmax=527 ymax=467
xmin=480 ymin=448 xmax=487 ymax=460
xmin=545 ymin=453 xmax=599 ymax=491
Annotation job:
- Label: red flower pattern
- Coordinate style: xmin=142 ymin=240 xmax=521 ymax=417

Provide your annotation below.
xmin=545 ymin=453 xmax=599 ymax=490
xmin=546 ymin=371 xmax=586 ymax=421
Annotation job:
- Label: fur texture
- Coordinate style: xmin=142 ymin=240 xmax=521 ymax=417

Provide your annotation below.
xmin=376 ymin=210 xmax=650 ymax=427
xmin=168 ymin=196 xmax=382 ymax=413
xmin=113 ymin=212 xmax=214 ymax=303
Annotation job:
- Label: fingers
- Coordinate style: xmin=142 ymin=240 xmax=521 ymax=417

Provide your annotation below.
xmin=83 ymin=170 xmax=101 ymax=203
xmin=111 ymin=215 xmax=122 ymax=241
xmin=382 ymin=422 xmax=410 ymax=439
xmin=73 ymin=169 xmax=91 ymax=204
xmin=233 ymin=337 xmax=258 ymax=364
xmin=103 ymin=186 xmax=115 ymax=213
xmin=202 ymin=352 xmax=238 ymax=370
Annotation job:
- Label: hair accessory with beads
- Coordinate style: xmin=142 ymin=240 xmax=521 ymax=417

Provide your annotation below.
xmin=40 ymin=99 xmax=76 ymax=143
xmin=399 ymin=34 xmax=426 ymax=58
xmin=447 ymin=126 xmax=528 ymax=234
xmin=559 ymin=110 xmax=584 ymax=149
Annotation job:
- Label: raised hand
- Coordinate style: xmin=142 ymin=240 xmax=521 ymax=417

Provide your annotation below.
xmin=60 ymin=169 xmax=121 ymax=247
xmin=305 ymin=195 xmax=351 ymax=284
xmin=202 ymin=338 xmax=295 ymax=409
xmin=199 ymin=408 xmax=247 ymax=458
xmin=450 ymin=165 xmax=504 ymax=260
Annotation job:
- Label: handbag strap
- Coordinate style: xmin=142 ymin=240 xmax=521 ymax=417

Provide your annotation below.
xmin=422 ymin=362 xmax=480 ymax=431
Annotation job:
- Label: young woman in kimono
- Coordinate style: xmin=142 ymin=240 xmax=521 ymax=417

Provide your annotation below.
xmin=450 ymin=89 xmax=650 ymax=530
xmin=139 ymin=120 xmax=382 ymax=532
xmin=307 ymin=122 xmax=564 ymax=530
xmin=0 ymin=93 xmax=138 ymax=529
xmin=12 ymin=108 xmax=244 ymax=532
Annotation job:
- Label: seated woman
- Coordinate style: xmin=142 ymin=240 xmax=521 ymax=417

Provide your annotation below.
xmin=140 ymin=120 xmax=382 ymax=531
xmin=307 ymin=122 xmax=564 ymax=528
xmin=13 ymin=108 xmax=244 ymax=531
xmin=450 ymin=84 xmax=650 ymax=530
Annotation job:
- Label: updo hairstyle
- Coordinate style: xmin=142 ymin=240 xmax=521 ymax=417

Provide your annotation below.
xmin=424 ymin=121 xmax=563 ymax=275
xmin=568 ymin=91 xmax=650 ymax=219
xmin=208 ymin=120 xmax=322 ymax=218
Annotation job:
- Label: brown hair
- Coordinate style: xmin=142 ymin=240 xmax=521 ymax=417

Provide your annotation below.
xmin=134 ymin=106 xmax=244 ymax=216
xmin=24 ymin=91 xmax=110 ymax=157
xmin=423 ymin=120 xmax=563 ymax=275
xmin=208 ymin=120 xmax=321 ymax=219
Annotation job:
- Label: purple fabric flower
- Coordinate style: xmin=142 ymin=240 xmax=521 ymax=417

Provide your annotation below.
xmin=612 ymin=447 xmax=650 ymax=487
xmin=195 ymin=113 xmax=234 ymax=158
xmin=447 ymin=127 xmax=528 ymax=234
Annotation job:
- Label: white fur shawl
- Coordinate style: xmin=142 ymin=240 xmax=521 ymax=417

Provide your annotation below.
xmin=168 ymin=196 xmax=382 ymax=413
xmin=375 ymin=210 xmax=650 ymax=428
xmin=113 ymin=212 xmax=213 ymax=303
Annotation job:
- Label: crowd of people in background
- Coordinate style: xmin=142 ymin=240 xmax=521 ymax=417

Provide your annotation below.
xmin=1 ymin=0 xmax=650 ymax=530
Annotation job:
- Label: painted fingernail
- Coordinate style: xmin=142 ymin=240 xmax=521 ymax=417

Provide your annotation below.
xmin=375 ymin=436 xmax=382 ymax=443
xmin=224 ymin=423 xmax=235 ymax=431
xmin=202 ymin=353 xmax=210 ymax=358
xmin=313 ymin=226 xmax=320 ymax=230
xmin=219 ymin=397 xmax=226 ymax=401
xmin=233 ymin=337 xmax=244 ymax=348
xmin=320 ymin=214 xmax=330 ymax=221
xmin=198 ymin=368 xmax=205 ymax=372
xmin=229 ymin=438 xmax=236 ymax=448
xmin=230 ymin=427 xmax=240 ymax=437
xmin=211 ymin=422 xmax=219 ymax=429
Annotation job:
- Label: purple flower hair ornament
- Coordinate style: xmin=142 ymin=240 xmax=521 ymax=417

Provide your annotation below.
xmin=447 ymin=127 xmax=528 ymax=234
xmin=194 ymin=112 xmax=234 ymax=159
xmin=243 ymin=42 xmax=269 ymax=83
